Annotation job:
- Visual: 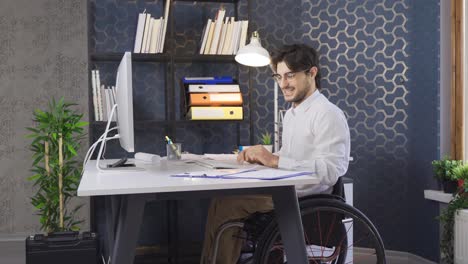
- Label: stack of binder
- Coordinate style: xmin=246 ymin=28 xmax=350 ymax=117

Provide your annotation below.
xmin=183 ymin=77 xmax=243 ymax=120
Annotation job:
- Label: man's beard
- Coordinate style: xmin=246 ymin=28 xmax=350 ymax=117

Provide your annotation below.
xmin=283 ymin=86 xmax=309 ymax=104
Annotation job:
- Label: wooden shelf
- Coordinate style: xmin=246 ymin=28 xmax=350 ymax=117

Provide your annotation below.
xmin=174 ymin=119 xmax=246 ymax=125
xmin=90 ymin=53 xmax=235 ymax=63
xmin=92 ymin=119 xmax=246 ymax=126
xmin=175 ymin=0 xmax=239 ymax=3
xmin=90 ymin=53 xmax=170 ymax=62
xmin=174 ymin=54 xmax=235 ymax=63
xmin=92 ymin=120 xmax=169 ymax=126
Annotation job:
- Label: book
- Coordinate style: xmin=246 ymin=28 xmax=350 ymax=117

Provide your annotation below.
xmin=149 ymin=17 xmax=161 ymax=53
xmin=133 ymin=12 xmax=147 ymax=53
xmin=91 ymin=70 xmax=99 ymax=121
xmin=182 ymin=76 xmax=233 ymax=84
xmin=222 ymin=17 xmax=235 ymax=55
xmin=199 ymin=19 xmax=212 ymax=54
xmin=143 ymin=17 xmax=155 ymax=53
xmin=156 ymin=17 xmax=164 ymax=53
xmin=159 ymin=0 xmax=170 ymax=53
xmin=187 ymin=106 xmax=243 ymax=120
xmin=209 ymin=8 xmax=226 ymax=54
xmin=232 ymin=21 xmax=242 ymax=54
xmin=188 ymin=84 xmax=240 ymax=93
xmin=141 ymin=13 xmax=151 ymax=53
xmin=239 ymin=20 xmax=249 ymax=49
xmin=103 ymin=86 xmax=111 ymax=121
xmin=95 ymin=70 xmax=103 ymax=121
xmin=217 ymin=17 xmax=229 ymax=54
xmin=111 ymin=86 xmax=117 ymax=121
xmin=204 ymin=20 xmax=215 ymax=54
xmin=98 ymin=85 xmax=106 ymax=121
xmin=189 ymin=93 xmax=243 ymax=106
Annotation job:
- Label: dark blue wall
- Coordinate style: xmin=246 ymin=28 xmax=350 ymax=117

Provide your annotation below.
xmin=90 ymin=0 xmax=441 ymax=261
xmin=407 ymin=0 xmax=440 ymax=260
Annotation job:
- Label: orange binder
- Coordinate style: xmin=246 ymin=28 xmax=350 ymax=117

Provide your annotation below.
xmin=189 ymin=93 xmax=243 ymax=106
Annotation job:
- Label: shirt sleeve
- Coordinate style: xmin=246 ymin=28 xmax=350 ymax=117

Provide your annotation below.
xmin=277 ymin=108 xmax=350 ymax=186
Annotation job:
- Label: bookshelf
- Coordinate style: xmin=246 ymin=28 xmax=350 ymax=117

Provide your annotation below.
xmin=88 ymin=0 xmax=251 ymax=262
xmin=88 ymin=0 xmax=250 ymax=150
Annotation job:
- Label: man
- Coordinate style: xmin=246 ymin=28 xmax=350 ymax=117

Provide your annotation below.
xmin=200 ymin=44 xmax=351 ymax=264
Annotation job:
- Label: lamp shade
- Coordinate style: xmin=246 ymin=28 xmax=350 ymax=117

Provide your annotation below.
xmin=235 ymin=31 xmax=270 ymax=67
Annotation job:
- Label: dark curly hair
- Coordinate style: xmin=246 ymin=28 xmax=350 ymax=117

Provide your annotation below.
xmin=270 ymin=44 xmax=321 ymax=89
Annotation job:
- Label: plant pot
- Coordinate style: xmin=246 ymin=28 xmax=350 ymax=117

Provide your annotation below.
xmin=263 ymin=145 xmax=273 ymax=152
xmin=443 ymin=180 xmax=458 ymax=193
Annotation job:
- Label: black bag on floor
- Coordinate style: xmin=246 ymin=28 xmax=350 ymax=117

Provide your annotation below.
xmin=25 ymin=231 xmax=98 ymax=264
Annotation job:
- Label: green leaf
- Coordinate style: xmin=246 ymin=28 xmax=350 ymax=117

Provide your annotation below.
xmin=66 ymin=144 xmax=77 ymax=156
xmin=27 ymin=174 xmax=42 ymax=182
xmin=75 ymin=121 xmax=89 ymax=127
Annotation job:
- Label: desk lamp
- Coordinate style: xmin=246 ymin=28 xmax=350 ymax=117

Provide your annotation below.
xmin=235 ymin=31 xmax=280 ymax=151
xmin=235 ymin=31 xmax=270 ymax=67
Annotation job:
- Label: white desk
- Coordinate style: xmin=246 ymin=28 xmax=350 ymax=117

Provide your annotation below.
xmin=78 ymin=159 xmax=320 ymax=264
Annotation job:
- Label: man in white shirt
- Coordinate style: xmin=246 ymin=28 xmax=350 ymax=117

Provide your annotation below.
xmin=200 ymin=44 xmax=351 ymax=264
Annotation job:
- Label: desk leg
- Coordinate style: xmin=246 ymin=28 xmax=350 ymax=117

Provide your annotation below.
xmin=271 ymin=186 xmax=308 ymax=264
xmin=104 ymin=196 xmax=121 ymax=261
xmin=111 ymin=194 xmax=146 ymax=264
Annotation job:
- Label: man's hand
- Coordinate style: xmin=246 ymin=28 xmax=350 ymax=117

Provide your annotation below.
xmin=237 ymin=145 xmax=279 ymax=168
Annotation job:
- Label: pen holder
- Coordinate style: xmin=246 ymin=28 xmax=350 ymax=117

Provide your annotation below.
xmin=166 ymin=143 xmax=182 ymax=160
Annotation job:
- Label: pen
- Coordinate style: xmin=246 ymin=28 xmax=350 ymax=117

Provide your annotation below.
xmin=165 ymin=136 xmax=181 ymax=159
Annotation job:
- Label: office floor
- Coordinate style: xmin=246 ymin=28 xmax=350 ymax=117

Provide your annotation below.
xmin=0 ymin=240 xmax=435 ymax=264
xmin=0 ymin=241 xmax=24 ymax=264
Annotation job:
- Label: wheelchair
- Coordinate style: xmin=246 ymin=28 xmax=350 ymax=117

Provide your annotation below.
xmin=211 ymin=177 xmax=386 ymax=264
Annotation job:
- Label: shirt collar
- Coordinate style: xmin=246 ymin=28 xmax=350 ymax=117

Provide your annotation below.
xmin=291 ymin=89 xmax=321 ymax=114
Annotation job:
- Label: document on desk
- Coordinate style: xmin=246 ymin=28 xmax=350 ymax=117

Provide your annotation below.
xmin=171 ymin=168 xmax=315 ymax=180
xmin=182 ymin=153 xmax=242 ymax=169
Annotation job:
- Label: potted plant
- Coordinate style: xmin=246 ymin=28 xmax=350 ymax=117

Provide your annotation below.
xmin=452 ymin=162 xmax=468 ymax=193
xmin=26 ymin=98 xmax=88 ymax=232
xmin=259 ymin=131 xmax=273 ymax=152
xmin=432 ymin=157 xmax=461 ymax=193
xmin=439 ymin=193 xmax=468 ymax=264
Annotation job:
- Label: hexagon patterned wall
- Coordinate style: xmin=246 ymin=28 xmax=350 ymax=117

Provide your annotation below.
xmin=300 ymin=0 xmax=411 ymax=252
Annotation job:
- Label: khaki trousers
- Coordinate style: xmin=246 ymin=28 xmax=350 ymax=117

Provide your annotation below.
xmin=200 ymin=195 xmax=274 ymax=264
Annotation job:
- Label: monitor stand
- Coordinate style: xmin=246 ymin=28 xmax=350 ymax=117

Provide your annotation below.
xmin=95 ymin=105 xmax=145 ymax=173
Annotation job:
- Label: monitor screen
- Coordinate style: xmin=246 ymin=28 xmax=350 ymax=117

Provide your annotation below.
xmin=115 ymin=52 xmax=135 ymax=153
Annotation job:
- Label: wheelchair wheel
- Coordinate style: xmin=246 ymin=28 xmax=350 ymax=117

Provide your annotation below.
xmin=253 ymin=198 xmax=386 ymax=264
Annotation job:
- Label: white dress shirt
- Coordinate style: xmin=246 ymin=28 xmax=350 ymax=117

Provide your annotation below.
xmin=277 ymin=90 xmax=351 ymax=197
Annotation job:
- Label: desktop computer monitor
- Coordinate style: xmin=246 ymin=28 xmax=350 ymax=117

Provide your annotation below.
xmin=115 ymin=51 xmax=134 ymax=153
xmin=91 ymin=51 xmax=143 ymax=172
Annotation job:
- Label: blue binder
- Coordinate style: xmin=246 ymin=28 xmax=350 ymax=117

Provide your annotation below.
xmin=182 ymin=76 xmax=234 ymax=84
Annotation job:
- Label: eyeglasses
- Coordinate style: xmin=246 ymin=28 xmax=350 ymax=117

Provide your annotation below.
xmin=271 ymin=68 xmax=311 ymax=83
